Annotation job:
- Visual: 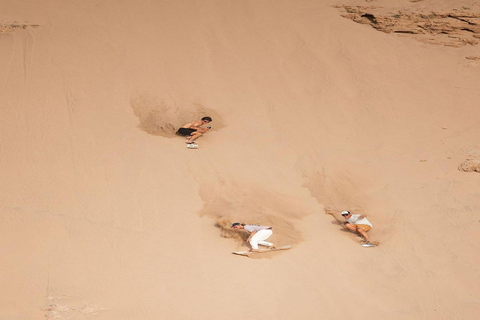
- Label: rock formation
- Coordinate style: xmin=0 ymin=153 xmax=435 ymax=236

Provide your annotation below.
xmin=336 ymin=5 xmax=480 ymax=47
xmin=459 ymin=158 xmax=480 ymax=173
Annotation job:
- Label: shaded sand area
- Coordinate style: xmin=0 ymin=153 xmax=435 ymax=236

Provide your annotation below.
xmin=1 ymin=0 xmax=480 ymax=319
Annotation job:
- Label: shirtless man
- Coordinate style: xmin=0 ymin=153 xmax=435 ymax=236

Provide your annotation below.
xmin=176 ymin=116 xmax=212 ymax=144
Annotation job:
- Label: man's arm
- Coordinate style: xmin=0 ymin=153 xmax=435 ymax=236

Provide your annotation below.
xmin=191 ymin=120 xmax=211 ymax=133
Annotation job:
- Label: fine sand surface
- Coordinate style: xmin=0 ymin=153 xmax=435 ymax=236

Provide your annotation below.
xmin=1 ymin=0 xmax=480 ymax=319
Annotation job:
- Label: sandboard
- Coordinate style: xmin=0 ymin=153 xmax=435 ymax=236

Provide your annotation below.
xmin=184 ymin=136 xmax=198 ymax=149
xmin=186 ymin=143 xmax=198 ymax=149
xmin=232 ymin=245 xmax=291 ymax=256
xmin=361 ymin=242 xmax=377 ymax=247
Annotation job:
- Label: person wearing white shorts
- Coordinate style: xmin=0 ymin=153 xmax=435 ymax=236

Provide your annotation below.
xmin=231 ymin=222 xmax=275 ymax=252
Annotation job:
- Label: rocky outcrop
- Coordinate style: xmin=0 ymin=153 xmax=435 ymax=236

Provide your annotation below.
xmin=459 ymin=158 xmax=480 ymax=173
xmin=336 ymin=5 xmax=480 ymax=47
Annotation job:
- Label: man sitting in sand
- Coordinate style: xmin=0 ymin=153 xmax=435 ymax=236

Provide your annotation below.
xmin=231 ymin=222 xmax=275 ymax=252
xmin=176 ymin=116 xmax=212 ymax=144
xmin=341 ymin=211 xmax=373 ymax=245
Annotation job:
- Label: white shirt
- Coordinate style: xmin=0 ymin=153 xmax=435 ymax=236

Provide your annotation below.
xmin=347 ymin=214 xmax=373 ymax=227
xmin=244 ymin=225 xmax=272 ymax=233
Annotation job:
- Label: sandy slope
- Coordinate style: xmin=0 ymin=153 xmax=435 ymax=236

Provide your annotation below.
xmin=1 ymin=0 xmax=479 ymax=319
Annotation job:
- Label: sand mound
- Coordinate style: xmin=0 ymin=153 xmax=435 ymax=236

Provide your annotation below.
xmin=200 ymin=182 xmax=307 ymax=248
xmin=131 ymin=95 xmax=224 ymax=137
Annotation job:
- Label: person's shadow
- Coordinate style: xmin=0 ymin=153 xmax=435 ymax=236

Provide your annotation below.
xmin=326 ymin=213 xmax=356 ymax=235
xmin=330 ymin=219 xmax=352 ymax=234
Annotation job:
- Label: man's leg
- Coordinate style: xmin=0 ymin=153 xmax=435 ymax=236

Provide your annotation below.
xmin=355 ymin=226 xmax=370 ymax=242
xmin=345 ymin=223 xmax=370 ymax=241
xmin=344 ymin=223 xmax=357 ymax=232
xmin=249 ymin=239 xmax=259 ymax=250
xmin=187 ymin=132 xmax=202 ymax=143
xmin=250 ymin=230 xmax=274 ymax=249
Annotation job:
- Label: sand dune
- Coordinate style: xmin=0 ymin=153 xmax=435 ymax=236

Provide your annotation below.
xmin=1 ymin=0 xmax=480 ymax=319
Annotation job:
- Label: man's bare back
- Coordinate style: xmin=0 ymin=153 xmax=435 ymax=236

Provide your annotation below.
xmin=181 ymin=120 xmax=207 ymax=131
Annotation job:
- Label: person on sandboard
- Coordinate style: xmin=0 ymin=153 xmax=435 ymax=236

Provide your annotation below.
xmin=231 ymin=222 xmax=276 ymax=252
xmin=341 ymin=211 xmax=375 ymax=246
xmin=176 ymin=116 xmax=212 ymax=144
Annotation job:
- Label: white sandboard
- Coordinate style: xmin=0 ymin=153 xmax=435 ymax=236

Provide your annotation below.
xmin=232 ymin=245 xmax=291 ymax=256
xmin=361 ymin=241 xmax=379 ymax=247
xmin=186 ymin=143 xmax=198 ymax=149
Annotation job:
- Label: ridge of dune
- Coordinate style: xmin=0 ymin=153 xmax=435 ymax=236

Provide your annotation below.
xmin=1 ymin=1 xmax=479 ymax=320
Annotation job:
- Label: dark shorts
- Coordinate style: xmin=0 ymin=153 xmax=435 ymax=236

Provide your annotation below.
xmin=177 ymin=128 xmax=197 ymax=136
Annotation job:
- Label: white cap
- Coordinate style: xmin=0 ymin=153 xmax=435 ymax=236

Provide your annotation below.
xmin=341 ymin=211 xmax=351 ymax=215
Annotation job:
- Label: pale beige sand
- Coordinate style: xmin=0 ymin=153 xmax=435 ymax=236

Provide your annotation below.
xmin=1 ymin=0 xmax=480 ymax=319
